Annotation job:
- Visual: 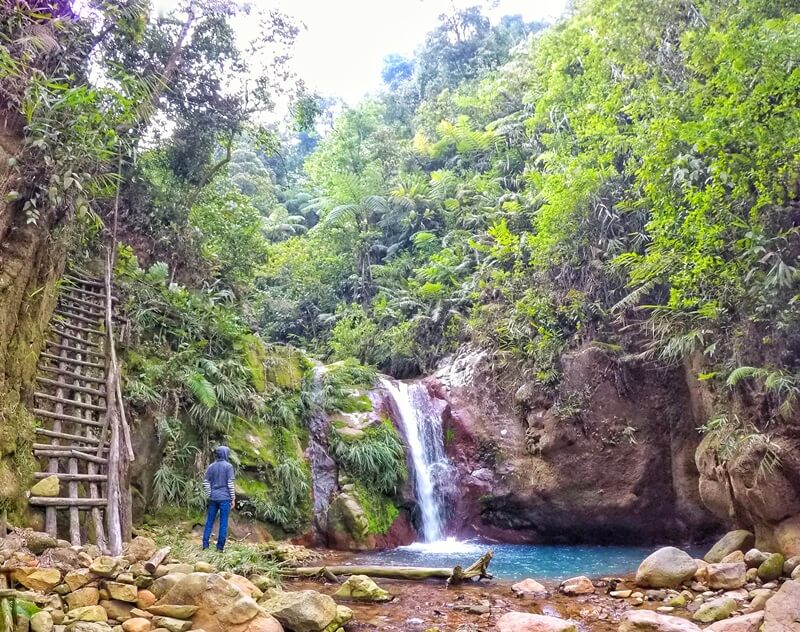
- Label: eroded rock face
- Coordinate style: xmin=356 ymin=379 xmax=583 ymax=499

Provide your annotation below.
xmin=429 ymin=344 xmax=720 ymax=543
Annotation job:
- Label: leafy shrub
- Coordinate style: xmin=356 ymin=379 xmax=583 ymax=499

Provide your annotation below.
xmin=329 ymin=420 xmax=407 ymax=495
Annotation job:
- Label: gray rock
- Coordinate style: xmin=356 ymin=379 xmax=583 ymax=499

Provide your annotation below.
xmin=636 ymin=548 xmax=698 ymax=588
xmin=761 ymin=580 xmax=800 ymax=632
xmin=705 ymin=532 xmax=755 ymax=564
xmin=744 ymin=549 xmax=769 ymax=569
xmin=707 ymin=563 xmax=746 ymax=590
xmin=619 ymin=610 xmax=702 ymax=631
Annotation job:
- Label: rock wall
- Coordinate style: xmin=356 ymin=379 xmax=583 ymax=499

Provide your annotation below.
xmin=0 ymin=110 xmax=67 ymax=522
xmin=427 ymin=344 xmax=722 ymax=544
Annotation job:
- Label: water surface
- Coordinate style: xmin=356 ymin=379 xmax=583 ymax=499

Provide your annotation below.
xmin=351 ymin=539 xmax=704 ymax=581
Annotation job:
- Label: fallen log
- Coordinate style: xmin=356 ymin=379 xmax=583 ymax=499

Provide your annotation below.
xmin=145 ymin=546 xmax=171 ymax=574
xmin=284 ymin=550 xmax=493 ymax=585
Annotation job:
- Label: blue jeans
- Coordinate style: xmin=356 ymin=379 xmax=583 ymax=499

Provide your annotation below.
xmin=202 ymin=500 xmax=231 ymax=551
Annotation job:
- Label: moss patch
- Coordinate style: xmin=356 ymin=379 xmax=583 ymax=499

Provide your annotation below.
xmin=264 ymin=344 xmax=307 ymax=391
xmin=228 ymin=417 xmax=277 ymax=468
xmin=353 ymin=483 xmax=399 ymax=536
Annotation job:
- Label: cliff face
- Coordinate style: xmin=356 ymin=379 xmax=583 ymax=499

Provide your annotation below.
xmin=0 ymin=111 xmax=66 ymax=521
xmin=427 ymin=344 xmax=722 ymax=544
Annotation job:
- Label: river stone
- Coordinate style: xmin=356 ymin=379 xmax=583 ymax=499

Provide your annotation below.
xmin=720 ymin=551 xmax=745 ymax=564
xmin=106 ymin=583 xmax=139 ymax=603
xmin=793 ymin=565 xmax=800 ymax=580
xmin=757 ymin=553 xmax=784 ymax=581
xmin=707 ymin=611 xmax=764 ymax=632
xmin=332 ymin=575 xmax=392 ymax=602
xmin=100 ymin=601 xmax=135 ymax=621
xmin=259 ymin=590 xmax=337 ymax=632
xmin=744 ymin=549 xmax=769 ymax=569
xmin=124 ymin=538 xmax=157 ymax=564
xmin=31 ymin=611 xmax=54 ymax=632
xmin=762 ymin=580 xmax=800 ymax=632
xmin=707 ymin=563 xmax=746 ymax=590
xmin=194 ymin=563 xmax=215 ymax=573
xmin=783 ymin=555 xmax=800 ymax=575
xmin=146 ymin=606 xmax=198 ymax=620
xmin=559 ymin=576 xmax=594 ymax=595
xmin=705 ymin=532 xmax=755 ymax=564
xmin=150 ymin=617 xmax=192 ymax=632
xmin=121 ymin=619 xmax=150 ymax=632
xmin=496 ymin=612 xmax=577 ymax=632
xmin=149 ymin=575 xmax=187 ymax=600
xmin=156 ymin=573 xmax=260 ymax=631
xmin=619 ymin=610 xmax=702 ymax=632
xmin=512 ymin=578 xmax=548 ymax=597
xmin=14 ymin=567 xmax=62 ymax=592
xmin=90 ymin=557 xmax=122 ymax=578
xmin=692 ymin=597 xmax=738 ymax=623
xmin=67 ymin=587 xmax=101 ymax=610
xmin=136 ymin=591 xmax=156 ymax=610
xmin=636 ymin=548 xmax=698 ymax=588
xmin=64 ymin=606 xmax=108 ymax=624
xmin=70 ymin=623 xmax=112 ymax=632
xmin=31 ymin=475 xmax=60 ymax=498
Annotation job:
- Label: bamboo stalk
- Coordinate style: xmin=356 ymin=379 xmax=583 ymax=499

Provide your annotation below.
xmin=104 ymin=250 xmax=123 ymax=556
xmin=29 ymin=497 xmax=107 ymax=507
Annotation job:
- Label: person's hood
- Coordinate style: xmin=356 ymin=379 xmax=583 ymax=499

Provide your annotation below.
xmin=215 ymin=446 xmax=230 ymax=461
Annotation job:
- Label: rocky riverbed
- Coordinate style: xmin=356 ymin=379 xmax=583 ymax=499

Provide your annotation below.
xmin=1 ymin=529 xmax=799 ymax=632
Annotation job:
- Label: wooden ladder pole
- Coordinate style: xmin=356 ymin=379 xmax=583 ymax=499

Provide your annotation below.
xmin=44 ymin=343 xmax=70 ymax=537
xmin=103 ymin=250 xmax=123 ymax=555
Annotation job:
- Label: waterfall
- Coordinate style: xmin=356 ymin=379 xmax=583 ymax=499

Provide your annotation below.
xmin=381 ymin=378 xmax=451 ymax=542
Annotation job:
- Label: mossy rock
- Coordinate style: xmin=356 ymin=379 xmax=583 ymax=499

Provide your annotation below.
xmin=235 ymin=476 xmax=270 ymax=500
xmin=327 ymin=493 xmax=369 ymax=542
xmin=352 ymin=484 xmax=399 ymax=536
xmin=333 ymin=426 xmax=366 ymax=442
xmin=757 ymin=552 xmax=785 ymax=581
xmin=30 ymin=475 xmax=60 ymax=497
xmin=227 ymin=417 xmax=277 ymax=468
xmin=263 ymin=344 xmax=307 ymax=391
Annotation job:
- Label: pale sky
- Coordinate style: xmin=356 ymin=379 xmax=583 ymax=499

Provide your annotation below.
xmin=156 ymin=0 xmax=569 ymax=103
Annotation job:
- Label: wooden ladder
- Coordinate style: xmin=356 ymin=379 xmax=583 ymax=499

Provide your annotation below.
xmin=28 ymin=265 xmax=122 ymax=549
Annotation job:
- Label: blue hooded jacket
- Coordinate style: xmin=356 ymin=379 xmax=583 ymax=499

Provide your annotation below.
xmin=203 ymin=446 xmax=235 ymax=503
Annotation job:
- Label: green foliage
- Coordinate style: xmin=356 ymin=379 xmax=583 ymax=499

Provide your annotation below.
xmin=318 ymin=360 xmax=377 ymax=414
xmin=701 ymin=414 xmax=783 ymax=477
xmin=329 ymin=419 xmax=406 ymax=496
xmin=353 ymin=482 xmax=400 ymax=535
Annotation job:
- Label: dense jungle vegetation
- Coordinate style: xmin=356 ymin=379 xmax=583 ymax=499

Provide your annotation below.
xmin=2 ymin=0 xmax=798 ymax=532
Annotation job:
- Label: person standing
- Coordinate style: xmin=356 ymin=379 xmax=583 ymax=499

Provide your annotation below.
xmin=202 ymin=445 xmax=236 ymax=550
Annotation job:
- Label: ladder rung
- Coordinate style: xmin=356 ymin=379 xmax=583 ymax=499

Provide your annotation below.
xmin=29 ymin=497 xmax=107 ymax=507
xmin=37 ymin=366 xmax=106 ymax=384
xmin=40 ymin=352 xmax=104 ymax=369
xmin=36 ymin=377 xmax=106 ymax=397
xmin=33 ymin=450 xmax=108 ymax=464
xmin=54 ymin=309 xmax=103 ymax=326
xmin=65 ymin=273 xmax=104 ymax=288
xmin=34 ymin=393 xmax=106 ymax=412
xmin=59 ymin=293 xmax=105 ymax=311
xmin=33 ymin=444 xmax=107 ymax=452
xmin=45 ymin=341 xmax=104 ymax=358
xmin=34 ymin=409 xmax=104 ymax=427
xmin=35 ymin=428 xmax=100 ymax=444
xmin=61 ymin=284 xmax=110 ymax=300
xmin=58 ymin=300 xmax=103 ymax=319
xmin=33 ymin=472 xmax=107 ymax=482
xmin=52 ymin=320 xmax=105 ymax=336
xmin=50 ymin=328 xmax=102 ymax=347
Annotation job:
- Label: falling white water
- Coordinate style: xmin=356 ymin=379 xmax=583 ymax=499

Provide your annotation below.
xmin=381 ymin=378 xmax=452 ymax=543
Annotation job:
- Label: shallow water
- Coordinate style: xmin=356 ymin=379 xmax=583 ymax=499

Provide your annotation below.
xmin=350 ymin=539 xmax=705 ymax=581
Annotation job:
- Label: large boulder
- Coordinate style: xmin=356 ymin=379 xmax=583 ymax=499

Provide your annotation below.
xmin=124 ymin=537 xmax=158 ymax=563
xmin=706 ymin=563 xmax=746 ymax=590
xmin=692 ymin=597 xmax=738 ymax=623
xmin=13 ymin=567 xmax=62 ymax=592
xmin=762 ymin=580 xmax=800 ymax=632
xmin=149 ymin=574 xmax=187 ymax=600
xmin=496 ymin=612 xmax=578 ymax=632
xmin=636 ymin=548 xmax=698 ymax=588
xmin=156 ymin=573 xmax=268 ymax=632
xmin=705 ymin=531 xmax=755 ymax=563
xmin=259 ymin=590 xmax=339 ymax=632
xmin=757 ymin=553 xmax=785 ymax=581
xmin=618 ymin=610 xmax=702 ymax=632
xmin=66 ymin=587 xmax=101 ymax=610
xmin=707 ymin=612 xmax=764 ymax=632
xmin=332 ymin=575 xmax=392 ymax=602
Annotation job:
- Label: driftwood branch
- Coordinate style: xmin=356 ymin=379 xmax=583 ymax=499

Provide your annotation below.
xmin=284 ymin=551 xmax=494 ymax=585
xmin=145 ymin=546 xmax=171 ymax=574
